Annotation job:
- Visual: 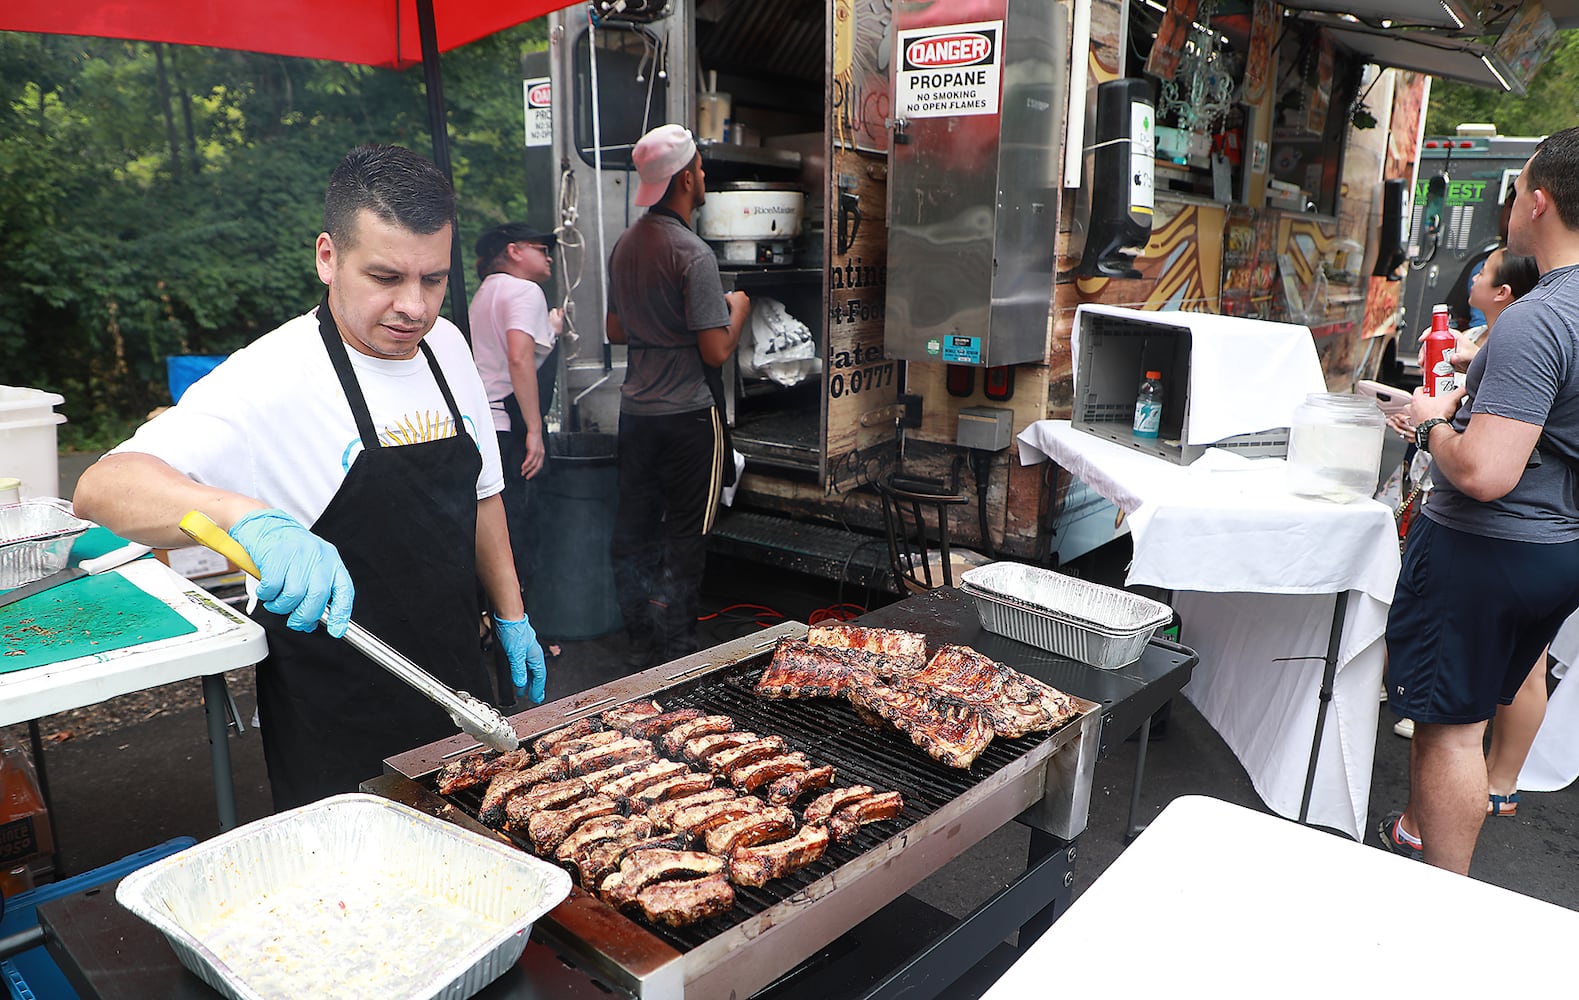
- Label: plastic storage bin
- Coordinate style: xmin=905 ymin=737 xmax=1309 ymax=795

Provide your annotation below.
xmin=1072 ymin=308 xmax=1296 ymax=465
xmin=0 ymin=388 xmax=66 ymax=501
xmin=1 ymin=837 xmax=196 ymax=1000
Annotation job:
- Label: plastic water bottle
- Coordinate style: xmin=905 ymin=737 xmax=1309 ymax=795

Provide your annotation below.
xmin=1423 ymin=304 xmax=1457 ymax=397
xmin=1133 ymin=370 xmax=1163 ymax=438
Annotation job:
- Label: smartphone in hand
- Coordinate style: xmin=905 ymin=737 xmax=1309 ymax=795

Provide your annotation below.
xmin=1356 ymin=380 xmax=1413 ymax=417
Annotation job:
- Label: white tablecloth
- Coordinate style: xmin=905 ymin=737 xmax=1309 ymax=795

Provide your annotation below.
xmin=1018 ymin=419 xmax=1401 ymax=839
xmin=981 ymin=796 xmax=1579 ymax=996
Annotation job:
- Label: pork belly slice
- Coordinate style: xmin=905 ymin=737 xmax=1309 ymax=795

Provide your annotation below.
xmin=754 ymin=638 xmax=884 ymax=700
xmin=476 ymin=757 xmax=571 ymax=828
xmin=646 ymin=787 xmax=739 ymax=830
xmin=622 ymin=708 xmax=706 ymax=740
xmin=573 ymin=829 xmax=677 ymax=889
xmin=730 ymin=753 xmax=812 ymax=794
xmin=703 ymin=805 xmax=798 ymax=856
xmin=628 ymin=772 xmax=717 ymax=812
xmin=527 ymin=794 xmax=621 ymax=854
xmin=658 ymin=715 xmax=738 ymax=756
xmin=566 ymin=737 xmax=657 ymax=776
xmin=765 ymin=764 xmax=836 ymax=806
xmin=671 ymin=797 xmax=763 ymax=837
xmin=682 ymin=731 xmax=761 ymax=764
xmin=599 ymin=849 xmax=726 ymax=910
xmin=824 ymin=791 xmax=906 ymax=844
xmin=435 ymin=748 xmax=533 ymax=796
xmin=847 ymin=675 xmax=993 ymax=769
xmin=803 ymin=785 xmax=877 ymax=823
xmin=600 ymin=700 xmax=665 ymax=730
xmin=598 ymin=760 xmax=691 ymax=800
xmin=804 ymin=623 xmax=929 ymax=675
xmin=728 ymin=822 xmax=831 ymax=888
xmin=547 ymin=729 xmax=627 ymax=758
xmin=910 ymin=644 xmax=1008 ymax=704
xmin=636 ymin=873 xmax=736 ymax=928
xmin=502 ymin=778 xmax=593 ymax=830
xmin=554 ymin=814 xmax=655 ymax=863
xmin=532 ymin=717 xmax=604 ymax=758
xmin=577 ymin=757 xmax=661 ymax=790
xmin=706 ymin=736 xmax=790 ymax=776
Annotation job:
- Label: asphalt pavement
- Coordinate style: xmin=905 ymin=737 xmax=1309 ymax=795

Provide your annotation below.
xmin=17 ymin=453 xmax=1579 ymax=950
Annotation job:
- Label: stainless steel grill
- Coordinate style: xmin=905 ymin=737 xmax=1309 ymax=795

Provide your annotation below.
xmin=380 ymin=621 xmax=1101 ymax=1000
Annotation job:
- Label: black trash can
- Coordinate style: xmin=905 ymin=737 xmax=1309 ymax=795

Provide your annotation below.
xmin=525 ymin=432 xmax=623 ymax=639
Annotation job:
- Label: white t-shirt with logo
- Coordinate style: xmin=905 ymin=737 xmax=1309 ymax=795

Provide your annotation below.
xmin=113 ymin=309 xmax=503 ymax=529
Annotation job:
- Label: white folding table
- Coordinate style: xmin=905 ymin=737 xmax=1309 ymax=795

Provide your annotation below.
xmin=981 ymin=795 xmax=1579 ymax=996
xmin=1018 ymin=419 xmax=1400 ymax=839
xmin=0 ymin=558 xmax=267 ymax=832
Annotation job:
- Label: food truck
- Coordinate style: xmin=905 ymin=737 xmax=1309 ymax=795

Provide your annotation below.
xmin=537 ymin=0 xmax=1562 ymax=575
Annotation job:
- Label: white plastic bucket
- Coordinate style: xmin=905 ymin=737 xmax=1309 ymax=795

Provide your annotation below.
xmin=0 ymin=387 xmax=68 ymax=500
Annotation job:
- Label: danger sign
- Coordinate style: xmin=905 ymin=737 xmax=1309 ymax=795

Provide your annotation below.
xmin=895 ymin=20 xmax=1002 ymax=119
xmin=524 ymin=76 xmax=551 ymax=148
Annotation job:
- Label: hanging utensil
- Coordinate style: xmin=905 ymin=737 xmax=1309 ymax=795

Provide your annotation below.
xmin=178 ymin=511 xmax=520 ymax=753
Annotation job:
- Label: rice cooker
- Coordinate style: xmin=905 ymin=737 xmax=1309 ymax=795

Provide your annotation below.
xmin=699 ymin=182 xmax=805 ymax=267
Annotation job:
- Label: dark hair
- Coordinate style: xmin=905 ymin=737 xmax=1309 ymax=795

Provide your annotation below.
xmin=1491 ymin=249 xmax=1541 ymax=298
xmin=323 ymin=144 xmax=454 ymax=249
xmin=1525 ymin=127 xmax=1579 ymax=230
xmin=657 ymin=152 xmax=702 ymax=207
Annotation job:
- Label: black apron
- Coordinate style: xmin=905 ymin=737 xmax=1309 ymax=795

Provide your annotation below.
xmin=254 ymin=303 xmax=488 ymax=811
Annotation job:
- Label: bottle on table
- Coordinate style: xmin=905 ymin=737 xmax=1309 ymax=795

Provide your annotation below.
xmin=1423 ymin=304 xmax=1458 ymax=397
xmin=1133 ymin=370 xmax=1164 ymax=439
xmin=0 ymin=743 xmax=53 ymax=879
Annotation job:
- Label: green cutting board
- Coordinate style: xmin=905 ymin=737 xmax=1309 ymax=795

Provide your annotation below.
xmin=0 ymin=571 xmax=198 ymax=673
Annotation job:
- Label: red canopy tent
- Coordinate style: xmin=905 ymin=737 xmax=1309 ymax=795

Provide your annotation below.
xmin=1 ymin=0 xmax=578 ymax=333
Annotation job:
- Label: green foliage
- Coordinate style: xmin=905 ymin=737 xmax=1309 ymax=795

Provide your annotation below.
xmin=1425 ymin=30 xmax=1579 ymax=137
xmin=0 ymin=21 xmax=549 ymax=448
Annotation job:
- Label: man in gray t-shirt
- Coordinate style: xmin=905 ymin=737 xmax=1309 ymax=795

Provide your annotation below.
xmin=605 ymin=124 xmax=750 ymax=669
xmin=1381 ymin=128 xmax=1579 ymax=875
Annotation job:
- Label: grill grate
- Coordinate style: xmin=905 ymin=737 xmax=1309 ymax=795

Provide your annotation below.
xmin=438 ymin=654 xmax=1058 ymax=953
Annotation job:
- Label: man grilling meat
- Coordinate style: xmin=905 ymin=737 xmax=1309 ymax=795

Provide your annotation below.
xmin=604 ymin=123 xmax=751 ymax=670
xmin=73 ymin=144 xmax=547 ymax=811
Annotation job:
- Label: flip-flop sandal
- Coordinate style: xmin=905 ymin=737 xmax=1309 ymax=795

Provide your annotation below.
xmin=1487 ymin=792 xmax=1520 ymax=816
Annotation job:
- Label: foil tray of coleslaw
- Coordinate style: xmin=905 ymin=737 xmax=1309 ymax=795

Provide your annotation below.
xmin=116 ymin=793 xmax=571 ymax=1000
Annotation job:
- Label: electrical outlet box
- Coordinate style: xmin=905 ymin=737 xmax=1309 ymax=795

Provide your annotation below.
xmin=957 ymin=406 xmax=1014 ymax=452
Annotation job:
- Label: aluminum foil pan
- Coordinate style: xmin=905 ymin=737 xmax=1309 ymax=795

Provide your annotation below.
xmin=0 ymin=499 xmax=89 ymax=589
xmin=959 ymin=562 xmax=1173 ymax=669
xmin=116 ymin=793 xmax=571 ymax=1000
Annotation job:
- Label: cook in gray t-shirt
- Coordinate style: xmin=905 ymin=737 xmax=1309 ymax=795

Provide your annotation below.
xmin=607 ymin=210 xmax=731 ymax=417
xmin=1427 ymin=263 xmax=1579 ymax=542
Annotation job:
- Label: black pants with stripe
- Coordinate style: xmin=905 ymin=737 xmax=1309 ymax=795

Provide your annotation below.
xmin=611 ymin=405 xmax=723 ymax=666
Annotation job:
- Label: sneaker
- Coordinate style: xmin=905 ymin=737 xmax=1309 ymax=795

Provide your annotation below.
xmin=1393 ymin=718 xmax=1415 ymax=738
xmin=1377 ymin=811 xmax=1424 ymax=861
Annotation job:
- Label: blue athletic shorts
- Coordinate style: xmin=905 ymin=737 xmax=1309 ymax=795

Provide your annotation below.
xmin=1386 ymin=515 xmax=1579 ymax=725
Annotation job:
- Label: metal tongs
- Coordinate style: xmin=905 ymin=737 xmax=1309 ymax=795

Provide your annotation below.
xmin=179 ymin=511 xmax=520 ymax=752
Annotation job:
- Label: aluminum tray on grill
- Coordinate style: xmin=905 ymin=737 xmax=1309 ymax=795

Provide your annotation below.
xmin=959 ymin=562 xmax=1172 ymax=669
xmin=0 ymin=499 xmax=90 ymax=589
xmin=116 ymin=793 xmax=571 ymax=1000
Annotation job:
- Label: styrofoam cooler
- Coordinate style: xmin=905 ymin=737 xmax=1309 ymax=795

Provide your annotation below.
xmin=0 ymin=388 xmax=66 ymax=500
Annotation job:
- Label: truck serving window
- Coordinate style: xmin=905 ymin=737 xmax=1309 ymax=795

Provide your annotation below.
xmin=573 ymin=25 xmax=668 ymax=169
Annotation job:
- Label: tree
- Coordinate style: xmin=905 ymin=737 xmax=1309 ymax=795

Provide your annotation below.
xmin=0 ymin=22 xmax=549 ymax=448
xmin=1426 ymin=30 xmax=1579 ymax=136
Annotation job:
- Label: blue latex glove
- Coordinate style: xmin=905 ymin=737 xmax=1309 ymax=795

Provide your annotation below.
xmin=495 ymin=614 xmax=547 ymax=704
xmin=229 ymin=508 xmax=355 ymax=637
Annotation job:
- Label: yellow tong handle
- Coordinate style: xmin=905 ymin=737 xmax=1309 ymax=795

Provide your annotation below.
xmin=178 ymin=511 xmax=262 ymax=579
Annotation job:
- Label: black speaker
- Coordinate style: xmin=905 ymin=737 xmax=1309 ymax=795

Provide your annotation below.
xmin=1077 ymin=79 xmax=1156 ymax=279
xmin=1372 ymin=178 xmax=1408 ymax=279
